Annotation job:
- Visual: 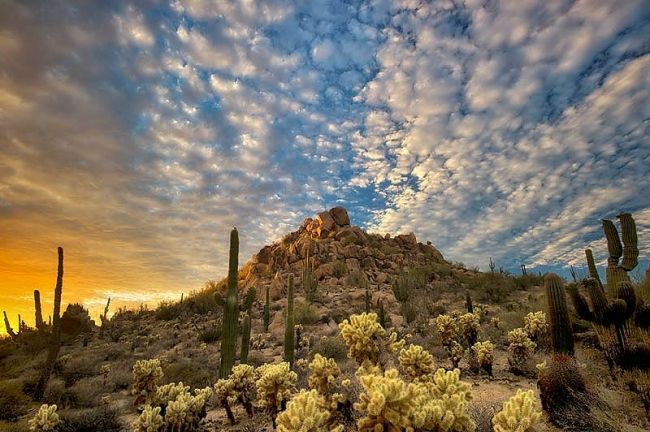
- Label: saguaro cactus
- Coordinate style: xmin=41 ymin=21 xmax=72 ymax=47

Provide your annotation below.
xmin=602 ymin=219 xmax=631 ymax=297
xmin=34 ymin=290 xmax=44 ymax=331
xmin=284 ymin=274 xmax=295 ymax=365
xmin=584 ymin=249 xmax=602 ymax=288
xmin=240 ymin=312 xmax=251 ymax=364
xmin=465 ymin=291 xmax=473 ymax=313
xmin=99 ymin=297 xmax=111 ymax=337
xmin=302 ymin=247 xmax=317 ymax=303
xmin=3 ymin=311 xmax=16 ymax=339
xmin=263 ymin=285 xmax=270 ymax=332
xmin=618 ymin=212 xmax=639 ymax=271
xmin=219 ymin=228 xmax=240 ymax=379
xmin=34 ymin=247 xmax=64 ymax=400
xmin=544 ymin=273 xmax=574 ymax=356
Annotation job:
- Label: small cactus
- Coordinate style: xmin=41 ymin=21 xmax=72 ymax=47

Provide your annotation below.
xmin=465 ymin=291 xmax=473 ymax=313
xmin=276 ymin=389 xmax=343 ymax=432
xmin=28 ymin=404 xmax=60 ymax=432
xmin=263 ymin=285 xmax=270 ymax=332
xmin=284 ymin=274 xmax=295 ymax=365
xmin=492 ymin=389 xmax=542 ymax=432
xmin=507 ymin=328 xmax=536 ymax=374
xmin=240 ymin=312 xmax=251 ymax=364
xmin=133 ymin=405 xmax=164 ymax=432
xmin=34 ymin=289 xmax=44 ymax=331
xmin=219 ymin=228 xmax=240 ymax=379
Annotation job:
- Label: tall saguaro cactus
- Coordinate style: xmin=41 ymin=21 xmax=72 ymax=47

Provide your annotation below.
xmin=544 ymin=273 xmax=574 ymax=356
xmin=240 ymin=312 xmax=251 ymax=364
xmin=618 ymin=213 xmax=639 ymax=271
xmin=219 ymin=228 xmax=240 ymax=379
xmin=3 ymin=311 xmax=16 ymax=339
xmin=584 ymin=249 xmax=602 ymax=288
xmin=34 ymin=246 xmax=64 ymax=400
xmin=302 ymin=246 xmax=317 ymax=303
xmin=284 ymin=274 xmax=295 ymax=365
xmin=34 ymin=289 xmax=44 ymax=331
xmin=263 ymin=285 xmax=270 ymax=332
xmin=602 ymin=218 xmax=631 ymax=297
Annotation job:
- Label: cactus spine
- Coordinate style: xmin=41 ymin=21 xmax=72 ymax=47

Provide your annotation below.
xmin=219 ymin=228 xmax=239 ymax=379
xmin=263 ymin=285 xmax=270 ymax=332
xmin=240 ymin=312 xmax=251 ymax=364
xmin=284 ymin=274 xmax=295 ymax=365
xmin=34 ymin=247 xmax=64 ymax=400
xmin=34 ymin=289 xmax=44 ymax=331
xmin=544 ymin=273 xmax=574 ymax=356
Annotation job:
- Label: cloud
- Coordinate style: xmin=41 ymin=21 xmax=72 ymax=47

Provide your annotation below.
xmin=0 ymin=0 xmax=648 ymax=328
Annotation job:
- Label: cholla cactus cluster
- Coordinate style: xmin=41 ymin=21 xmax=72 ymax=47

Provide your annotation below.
xmin=165 ymin=388 xmax=213 ymax=432
xmin=435 ymin=314 xmax=459 ymax=348
xmin=492 ymin=389 xmax=542 ymax=432
xmin=507 ymin=328 xmax=536 ymax=373
xmin=133 ymin=405 xmax=164 ymax=432
xmin=338 ymin=312 xmax=386 ymax=364
xmin=152 ymin=382 xmax=190 ymax=407
xmin=523 ymin=311 xmax=549 ymax=343
xmin=256 ymin=362 xmax=298 ymax=423
xmin=132 ymin=359 xmax=164 ymax=406
xmin=471 ymin=341 xmax=494 ymax=376
xmin=28 ymin=404 xmax=60 ymax=432
xmin=308 ymin=354 xmax=341 ymax=396
xmin=276 ymin=390 xmax=344 ymax=432
xmin=398 ymin=344 xmax=436 ymax=381
xmin=459 ymin=313 xmax=481 ymax=346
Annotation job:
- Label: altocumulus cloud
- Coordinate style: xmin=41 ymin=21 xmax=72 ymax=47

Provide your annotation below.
xmin=0 ymin=0 xmax=649 ymax=314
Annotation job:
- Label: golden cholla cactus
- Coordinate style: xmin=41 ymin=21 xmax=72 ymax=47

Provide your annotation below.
xmin=256 ymin=362 xmax=298 ymax=414
xmin=152 ymin=382 xmax=190 ymax=407
xmin=276 ymin=389 xmax=344 ymax=432
xmin=492 ymin=389 xmax=542 ymax=432
xmin=435 ymin=314 xmax=459 ymax=348
xmin=229 ymin=364 xmax=257 ymax=416
xmin=388 ymin=331 xmax=407 ymax=354
xmin=459 ymin=313 xmax=481 ymax=346
xmin=214 ymin=378 xmax=237 ymax=425
xmin=308 ymin=354 xmax=341 ymax=395
xmin=354 ymin=367 xmax=419 ymax=431
xmin=412 ymin=368 xmax=475 ymax=431
xmin=28 ymin=404 xmax=60 ymax=432
xmin=131 ymin=359 xmax=164 ymax=406
xmin=339 ymin=313 xmax=386 ymax=364
xmin=472 ymin=341 xmax=494 ymax=375
xmin=132 ymin=405 xmax=164 ymax=432
xmin=507 ymin=328 xmax=536 ymax=373
xmin=296 ymin=358 xmax=309 ymax=370
xmin=449 ymin=341 xmax=465 ymax=369
xmin=398 ymin=344 xmax=436 ymax=381
xmin=523 ymin=311 xmax=548 ymax=342
xmin=164 ymin=388 xmax=212 ymax=432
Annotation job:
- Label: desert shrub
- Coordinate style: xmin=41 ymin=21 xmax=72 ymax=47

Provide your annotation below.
xmin=313 ymin=336 xmax=347 ymax=361
xmin=107 ymin=361 xmax=132 ymax=390
xmin=59 ymin=354 xmax=100 ymax=387
xmin=155 ymin=301 xmax=184 ymax=321
xmin=469 ymin=402 xmax=499 ymax=432
xmin=163 ymin=359 xmax=215 ymax=389
xmin=332 ymin=260 xmax=348 ymax=277
xmin=513 ymin=273 xmax=544 ymax=290
xmin=198 ymin=325 xmax=221 ymax=343
xmin=0 ymin=422 xmax=30 ymax=432
xmin=294 ymin=300 xmax=319 ymax=325
xmin=68 ymin=376 xmax=104 ymax=408
xmin=246 ymin=351 xmax=268 ymax=367
xmin=465 ymin=273 xmax=516 ymax=303
xmin=0 ymin=380 xmax=30 ymax=421
xmin=43 ymin=378 xmax=65 ymax=406
xmin=58 ymin=407 xmax=122 ymax=432
xmin=0 ymin=338 xmax=17 ymax=360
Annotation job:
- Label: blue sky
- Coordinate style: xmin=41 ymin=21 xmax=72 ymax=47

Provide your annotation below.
xmin=1 ymin=0 xmax=649 ymax=308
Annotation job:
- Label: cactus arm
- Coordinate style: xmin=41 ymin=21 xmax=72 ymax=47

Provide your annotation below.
xmin=544 ymin=273 xmax=575 ymax=356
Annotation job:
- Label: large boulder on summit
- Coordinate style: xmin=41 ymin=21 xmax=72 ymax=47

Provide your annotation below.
xmin=315 ymin=211 xmax=336 ymax=238
xmin=329 ymin=206 xmax=350 ymax=226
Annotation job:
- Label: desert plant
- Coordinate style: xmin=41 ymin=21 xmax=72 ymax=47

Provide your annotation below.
xmin=34 ymin=289 xmax=45 ymax=331
xmin=284 ymin=274 xmax=295 ymax=365
xmin=276 ymin=389 xmax=343 ymax=432
xmin=459 ymin=312 xmax=480 ymax=347
xmin=307 ymin=354 xmax=341 ymax=397
xmin=0 ymin=380 xmax=30 ymax=421
xmin=523 ymin=311 xmax=549 ymax=345
xmin=338 ymin=312 xmax=386 ymax=364
xmin=255 ymin=362 xmax=297 ymax=428
xmin=263 ymin=285 xmax=270 ymax=332
xmin=492 ymin=389 xmax=542 ymax=432
xmin=133 ymin=405 xmax=163 ymax=432
xmin=471 ymin=341 xmax=494 ymax=376
xmin=217 ymin=227 xmax=240 ymax=379
xmin=507 ymin=328 xmax=536 ymax=375
xmin=302 ymin=248 xmax=318 ymax=303
xmin=240 ymin=312 xmax=252 ymax=364
xmin=544 ymin=273 xmax=574 ymax=355
xmin=34 ymin=247 xmax=64 ymax=401
xmin=99 ymin=298 xmax=111 ymax=338
xmin=28 ymin=404 xmax=60 ymax=432
xmin=131 ymin=359 xmax=164 ymax=407
xmin=398 ymin=344 xmax=436 ymax=382
xmin=314 ymin=336 xmax=348 ymax=361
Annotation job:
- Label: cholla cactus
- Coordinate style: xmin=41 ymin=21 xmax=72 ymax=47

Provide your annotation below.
xmin=507 ymin=328 xmax=536 ymax=374
xmin=214 ymin=378 xmax=237 ymax=425
xmin=472 ymin=341 xmax=494 ymax=376
xmin=435 ymin=314 xmax=459 ymax=348
xmin=339 ymin=313 xmax=386 ymax=364
xmin=164 ymin=388 xmax=213 ymax=432
xmin=449 ymin=341 xmax=465 ymax=369
xmin=152 ymin=382 xmax=190 ymax=407
xmin=308 ymin=354 xmax=341 ymax=396
xmin=256 ymin=362 xmax=297 ymax=425
xmin=459 ymin=313 xmax=481 ymax=346
xmin=398 ymin=344 xmax=436 ymax=381
xmin=296 ymin=358 xmax=309 ymax=370
xmin=132 ymin=405 xmax=164 ymax=432
xmin=523 ymin=311 xmax=549 ymax=343
xmin=132 ymin=359 xmax=164 ymax=406
xmin=28 ymin=404 xmax=60 ymax=432
xmin=354 ymin=367 xmax=419 ymax=431
xmin=229 ymin=364 xmax=257 ymax=416
xmin=276 ymin=389 xmax=344 ymax=432
xmin=492 ymin=389 xmax=542 ymax=432
xmin=412 ymin=368 xmax=475 ymax=431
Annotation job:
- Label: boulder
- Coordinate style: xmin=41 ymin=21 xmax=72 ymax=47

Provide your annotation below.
xmin=316 ymin=211 xmax=336 ymax=238
xmin=329 ymin=206 xmax=350 ymax=226
xmin=314 ymin=262 xmax=336 ymax=280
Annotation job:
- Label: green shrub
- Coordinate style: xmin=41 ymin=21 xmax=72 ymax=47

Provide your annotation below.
xmin=0 ymin=380 xmax=30 ymax=421
xmin=294 ymin=301 xmax=320 ymax=325
xmin=332 ymin=260 xmax=348 ymax=277
xmin=513 ymin=273 xmax=544 ymax=290
xmin=313 ymin=336 xmax=347 ymax=361
xmin=155 ymin=301 xmax=184 ymax=321
xmin=60 ymin=354 xmax=100 ymax=387
xmin=246 ymin=351 xmax=268 ymax=367
xmin=162 ymin=359 xmax=215 ymax=389
xmin=68 ymin=377 xmax=104 ymax=408
xmin=58 ymin=407 xmax=122 ymax=432
xmin=199 ymin=325 xmax=221 ymax=343
xmin=0 ymin=339 xmax=16 ymax=360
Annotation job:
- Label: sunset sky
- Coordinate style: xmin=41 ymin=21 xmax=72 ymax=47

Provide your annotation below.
xmin=1 ymin=0 xmax=649 ymax=331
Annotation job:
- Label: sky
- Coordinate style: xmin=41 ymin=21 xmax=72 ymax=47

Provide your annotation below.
xmin=1 ymin=0 xmax=649 ymax=329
